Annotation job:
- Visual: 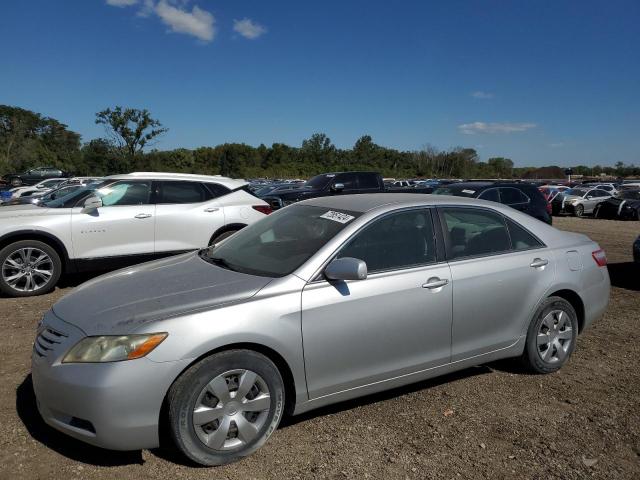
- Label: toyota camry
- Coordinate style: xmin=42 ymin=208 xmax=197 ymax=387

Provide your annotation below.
xmin=31 ymin=194 xmax=610 ymax=466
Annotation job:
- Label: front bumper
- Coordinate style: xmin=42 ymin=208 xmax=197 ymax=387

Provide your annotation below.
xmin=31 ymin=311 xmax=192 ymax=451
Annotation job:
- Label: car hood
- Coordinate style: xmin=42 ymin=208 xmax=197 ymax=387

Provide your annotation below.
xmin=52 ymin=252 xmax=274 ymax=336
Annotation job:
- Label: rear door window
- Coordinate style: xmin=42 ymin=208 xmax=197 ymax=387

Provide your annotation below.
xmin=440 ymin=207 xmax=511 ymax=259
xmin=499 ymin=188 xmax=529 ymax=205
xmin=358 ymin=173 xmax=381 ymax=190
xmin=157 ymin=181 xmax=211 ymax=204
xmin=478 ymin=188 xmax=499 ymax=202
xmin=505 ymin=218 xmax=544 ymax=250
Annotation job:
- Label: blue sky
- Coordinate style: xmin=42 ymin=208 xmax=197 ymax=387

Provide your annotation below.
xmin=1 ymin=0 xmax=638 ymax=166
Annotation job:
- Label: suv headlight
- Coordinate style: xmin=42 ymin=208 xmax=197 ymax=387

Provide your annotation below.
xmin=62 ymin=333 xmax=167 ymax=363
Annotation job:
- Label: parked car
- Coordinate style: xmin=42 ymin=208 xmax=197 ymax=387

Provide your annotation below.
xmin=6 ymin=178 xmax=68 ymax=200
xmin=31 ymin=193 xmax=610 ymax=465
xmin=551 ymin=187 xmax=612 ymax=217
xmin=432 ymin=181 xmax=552 ymax=224
xmin=253 ymin=183 xmax=300 ymax=198
xmin=594 ymin=189 xmax=640 ymax=220
xmin=0 ymin=172 xmax=271 ymax=297
xmin=0 ymin=182 xmax=100 ymax=207
xmin=538 ymin=185 xmax=569 ymax=203
xmin=2 ymin=166 xmax=71 ymax=187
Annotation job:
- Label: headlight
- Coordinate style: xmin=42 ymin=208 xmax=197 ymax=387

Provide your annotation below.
xmin=62 ymin=333 xmax=167 ymax=363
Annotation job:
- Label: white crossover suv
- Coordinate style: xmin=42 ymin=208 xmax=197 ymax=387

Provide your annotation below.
xmin=0 ymin=172 xmax=271 ymax=297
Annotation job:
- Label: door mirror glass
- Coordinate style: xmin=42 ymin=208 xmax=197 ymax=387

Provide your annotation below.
xmin=325 ymin=257 xmax=367 ymax=281
xmin=331 ymin=182 xmax=345 ymax=192
xmin=83 ymin=195 xmax=102 ymax=210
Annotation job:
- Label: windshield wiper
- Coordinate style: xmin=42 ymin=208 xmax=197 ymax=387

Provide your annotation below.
xmin=203 ymin=254 xmax=237 ymax=272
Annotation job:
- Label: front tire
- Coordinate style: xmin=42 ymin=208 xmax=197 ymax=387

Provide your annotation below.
xmin=521 ymin=296 xmax=578 ymax=374
xmin=574 ymin=204 xmax=584 ymax=217
xmin=0 ymin=240 xmax=61 ymax=297
xmin=168 ymin=350 xmax=285 ymax=466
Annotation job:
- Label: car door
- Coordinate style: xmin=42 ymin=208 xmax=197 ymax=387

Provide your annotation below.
xmin=498 ymin=187 xmax=530 ymax=213
xmin=584 ymin=189 xmax=609 ymax=213
xmin=439 ymin=206 xmax=554 ymax=360
xmin=301 ymin=208 xmax=452 ymax=399
xmin=153 ymin=181 xmax=225 ymax=253
xmin=71 ymin=180 xmax=155 ymax=259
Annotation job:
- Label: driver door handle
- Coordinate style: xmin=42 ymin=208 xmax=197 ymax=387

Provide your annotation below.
xmin=134 ymin=213 xmax=152 ymax=219
xmin=204 ymin=207 xmax=220 ymax=212
xmin=530 ymin=258 xmax=549 ymax=268
xmin=422 ymin=277 xmax=449 ymax=289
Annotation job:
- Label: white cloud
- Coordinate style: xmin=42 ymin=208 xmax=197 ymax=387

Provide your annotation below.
xmin=154 ymin=0 xmax=215 ymax=42
xmin=471 ymin=91 xmax=494 ymax=99
xmin=458 ymin=122 xmax=537 ymax=135
xmin=233 ymin=18 xmax=267 ymax=39
xmin=106 ymin=0 xmax=138 ymax=6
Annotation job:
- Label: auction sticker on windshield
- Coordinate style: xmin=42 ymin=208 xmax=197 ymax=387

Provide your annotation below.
xmin=320 ymin=210 xmax=355 ymax=223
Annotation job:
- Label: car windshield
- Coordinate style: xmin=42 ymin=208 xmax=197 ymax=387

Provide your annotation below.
xmin=433 ymin=186 xmax=478 ymax=197
xmin=201 ymin=204 xmax=361 ymax=277
xmin=41 ymin=182 xmax=104 ymax=208
xmin=304 ymin=174 xmax=335 ymax=189
xmin=616 ymin=190 xmax=640 ymax=200
xmin=565 ymin=188 xmax=588 ymax=197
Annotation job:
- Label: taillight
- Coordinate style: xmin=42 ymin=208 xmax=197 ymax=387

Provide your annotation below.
xmin=592 ymin=249 xmax=607 ymax=267
xmin=252 ymin=205 xmax=273 ymax=215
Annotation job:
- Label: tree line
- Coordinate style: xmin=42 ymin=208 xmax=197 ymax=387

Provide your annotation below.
xmin=1 ymin=104 xmax=638 ymax=180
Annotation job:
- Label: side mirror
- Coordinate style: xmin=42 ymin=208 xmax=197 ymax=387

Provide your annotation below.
xmin=586 ymin=195 xmax=593 ymax=200
xmin=83 ymin=195 xmax=102 ymax=211
xmin=325 ymin=257 xmax=367 ymax=281
xmin=331 ymin=183 xmax=345 ymax=192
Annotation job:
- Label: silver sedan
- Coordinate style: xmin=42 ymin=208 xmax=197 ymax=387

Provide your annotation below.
xmin=31 ymin=194 xmax=610 ymax=466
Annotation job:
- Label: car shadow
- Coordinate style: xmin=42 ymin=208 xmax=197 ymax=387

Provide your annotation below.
xmin=607 ymin=262 xmax=639 ymax=291
xmin=16 ymin=375 xmax=144 ymax=466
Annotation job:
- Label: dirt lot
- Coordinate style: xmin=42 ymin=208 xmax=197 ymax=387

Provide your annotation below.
xmin=0 ymin=217 xmax=638 ymax=480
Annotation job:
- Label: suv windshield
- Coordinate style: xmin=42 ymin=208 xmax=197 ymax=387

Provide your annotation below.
xmin=304 ymin=174 xmax=335 ymax=189
xmin=41 ymin=182 xmax=105 ymax=208
xmin=201 ymin=204 xmax=361 ymax=277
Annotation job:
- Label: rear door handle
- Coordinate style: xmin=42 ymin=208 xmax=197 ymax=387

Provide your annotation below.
xmin=204 ymin=207 xmax=219 ymax=212
xmin=422 ymin=277 xmax=449 ymax=289
xmin=134 ymin=213 xmax=152 ymax=219
xmin=530 ymin=258 xmax=549 ymax=268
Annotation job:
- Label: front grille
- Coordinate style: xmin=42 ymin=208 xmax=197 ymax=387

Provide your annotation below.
xmin=34 ymin=326 xmax=68 ymax=358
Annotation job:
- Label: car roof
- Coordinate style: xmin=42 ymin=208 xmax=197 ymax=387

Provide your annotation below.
xmin=297 ymin=193 xmax=508 ymax=213
xmin=104 ymin=172 xmax=247 ymax=189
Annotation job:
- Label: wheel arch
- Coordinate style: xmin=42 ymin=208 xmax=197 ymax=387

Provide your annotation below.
xmin=548 ymin=289 xmax=586 ymax=333
xmin=0 ymin=230 xmax=71 ymax=272
xmin=208 ymin=223 xmax=247 ymax=245
xmin=158 ymin=341 xmax=298 ymax=446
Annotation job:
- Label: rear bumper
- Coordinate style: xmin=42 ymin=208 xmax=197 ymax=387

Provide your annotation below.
xmin=580 ymin=266 xmax=610 ymax=332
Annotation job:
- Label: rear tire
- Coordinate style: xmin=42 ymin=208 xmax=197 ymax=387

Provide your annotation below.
xmin=521 ymin=296 xmax=578 ymax=374
xmin=0 ymin=240 xmax=61 ymax=297
xmin=209 ymin=229 xmax=240 ymax=246
xmin=168 ymin=350 xmax=285 ymax=466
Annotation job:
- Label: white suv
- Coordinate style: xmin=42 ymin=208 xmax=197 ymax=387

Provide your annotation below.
xmin=0 ymin=172 xmax=271 ymax=297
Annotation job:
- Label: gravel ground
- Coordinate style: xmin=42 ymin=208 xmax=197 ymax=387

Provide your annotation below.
xmin=0 ymin=217 xmax=638 ymax=480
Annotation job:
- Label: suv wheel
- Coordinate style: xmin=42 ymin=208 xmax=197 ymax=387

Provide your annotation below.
xmin=0 ymin=240 xmax=62 ymax=297
xmin=10 ymin=177 xmax=22 ymax=187
xmin=574 ymin=204 xmax=584 ymax=217
xmin=521 ymin=296 xmax=578 ymax=374
xmin=168 ymin=350 xmax=285 ymax=466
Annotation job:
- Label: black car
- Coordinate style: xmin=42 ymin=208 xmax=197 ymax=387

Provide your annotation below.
xmin=433 ymin=181 xmax=552 ymax=224
xmin=2 ymin=166 xmax=71 ymax=187
xmin=594 ymin=189 xmax=640 ymax=220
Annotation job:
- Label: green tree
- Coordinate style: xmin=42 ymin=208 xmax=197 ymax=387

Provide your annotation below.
xmin=95 ymin=107 xmax=167 ymax=168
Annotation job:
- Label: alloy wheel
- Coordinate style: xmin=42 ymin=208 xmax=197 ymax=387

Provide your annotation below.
xmin=536 ymin=309 xmax=573 ymax=364
xmin=1 ymin=247 xmax=54 ymax=292
xmin=192 ymin=369 xmax=271 ymax=451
